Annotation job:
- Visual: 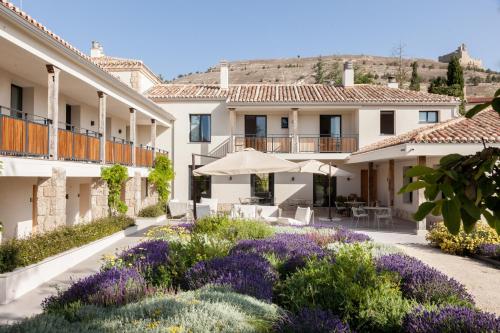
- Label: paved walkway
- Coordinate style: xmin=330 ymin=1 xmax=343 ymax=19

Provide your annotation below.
xmin=0 ymin=229 xmax=149 ymax=325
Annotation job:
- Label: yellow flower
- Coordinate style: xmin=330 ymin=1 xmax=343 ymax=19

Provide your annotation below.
xmin=146 ymin=321 xmax=160 ymax=329
xmin=168 ymin=325 xmax=184 ymax=333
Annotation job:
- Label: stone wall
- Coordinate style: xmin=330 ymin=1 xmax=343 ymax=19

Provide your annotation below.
xmin=90 ymin=178 xmax=109 ymax=219
xmin=36 ymin=168 xmax=66 ymax=233
xmin=141 ymin=178 xmax=159 ymax=208
xmin=123 ymin=172 xmax=141 ymax=217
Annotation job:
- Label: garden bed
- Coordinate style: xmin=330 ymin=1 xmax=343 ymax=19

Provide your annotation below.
xmin=4 ymin=216 xmax=500 ymax=332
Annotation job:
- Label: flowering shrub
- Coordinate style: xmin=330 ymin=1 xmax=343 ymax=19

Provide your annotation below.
xmin=42 ymin=267 xmax=150 ymax=311
xmin=427 ymin=221 xmax=500 ymax=255
xmin=275 ymin=308 xmax=352 ymax=333
xmin=332 ymin=227 xmax=371 ymax=243
xmin=376 ymin=254 xmax=474 ymax=306
xmin=403 ymin=306 xmax=500 ymax=333
xmin=185 ymin=253 xmax=278 ymax=301
xmin=145 ymin=224 xmax=192 ymax=243
xmin=478 ymin=243 xmax=500 ymax=258
xmin=194 ymin=215 xmax=274 ymax=242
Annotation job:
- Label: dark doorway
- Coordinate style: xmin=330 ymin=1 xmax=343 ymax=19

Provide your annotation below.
xmin=189 ymin=165 xmax=211 ymax=202
xmin=66 ymin=105 xmax=72 ymax=130
xmin=320 ymin=115 xmax=341 ymax=137
xmin=313 ymin=174 xmax=336 ymax=207
xmin=245 ymin=115 xmax=267 ymax=152
xmin=10 ymin=84 xmax=23 ymax=118
xmin=251 ymin=173 xmax=274 ymax=205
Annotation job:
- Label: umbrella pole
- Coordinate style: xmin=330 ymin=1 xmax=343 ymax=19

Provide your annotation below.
xmin=328 ymin=162 xmax=332 ymax=220
xmin=191 ymin=154 xmax=197 ymax=220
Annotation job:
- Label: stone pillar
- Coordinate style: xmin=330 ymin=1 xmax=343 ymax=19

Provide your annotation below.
xmin=90 ymin=178 xmax=109 ymax=219
xmin=388 ymin=159 xmax=395 ymax=206
xmin=150 ymin=119 xmax=157 ymax=161
xmin=291 ymin=108 xmax=299 ymax=153
xmin=124 ymin=172 xmax=141 ymax=217
xmin=228 ymin=108 xmax=236 ymax=152
xmin=129 ymin=108 xmax=136 ymax=166
xmin=46 ymin=65 xmax=60 ymax=160
xmin=98 ymin=91 xmax=107 ymax=164
xmin=36 ymin=168 xmax=66 ymax=233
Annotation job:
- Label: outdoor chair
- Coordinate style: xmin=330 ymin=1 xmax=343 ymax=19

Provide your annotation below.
xmin=335 ymin=201 xmax=347 ymax=216
xmin=351 ymin=207 xmax=368 ymax=229
xmin=200 ymin=197 xmax=219 ymax=216
xmin=278 ymin=206 xmax=313 ymax=226
xmin=168 ymin=200 xmax=192 ymax=221
xmin=231 ymin=204 xmax=256 ymax=219
xmin=375 ymin=207 xmax=393 ymax=229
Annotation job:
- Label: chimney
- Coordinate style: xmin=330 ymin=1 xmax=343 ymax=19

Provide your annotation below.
xmin=342 ymin=61 xmax=354 ymax=87
xmin=91 ymin=41 xmax=104 ymax=58
xmin=387 ymin=76 xmax=398 ymax=89
xmin=220 ymin=60 xmax=229 ymax=89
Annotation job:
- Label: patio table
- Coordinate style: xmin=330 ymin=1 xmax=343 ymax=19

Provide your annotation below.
xmin=345 ymin=201 xmax=365 ymax=216
xmin=361 ymin=206 xmax=389 ymax=222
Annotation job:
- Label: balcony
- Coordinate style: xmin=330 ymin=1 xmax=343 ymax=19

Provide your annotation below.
xmin=234 ymin=135 xmax=292 ymax=153
xmin=298 ymin=135 xmax=358 ymax=153
xmin=0 ymin=106 xmax=167 ymax=168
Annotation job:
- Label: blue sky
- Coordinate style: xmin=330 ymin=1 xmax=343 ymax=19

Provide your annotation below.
xmin=11 ymin=0 xmax=500 ymax=79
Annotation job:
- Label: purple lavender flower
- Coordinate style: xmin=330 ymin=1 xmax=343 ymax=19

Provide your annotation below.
xmin=42 ymin=267 xmax=146 ymax=310
xmin=478 ymin=243 xmax=500 ymax=257
xmin=184 ymin=252 xmax=278 ymax=301
xmin=119 ymin=239 xmax=169 ymax=272
xmin=171 ymin=222 xmax=195 ymax=232
xmin=332 ymin=227 xmax=371 ymax=243
xmin=403 ymin=306 xmax=500 ymax=333
xmin=275 ymin=308 xmax=352 ymax=333
xmin=377 ymin=254 xmax=474 ymax=306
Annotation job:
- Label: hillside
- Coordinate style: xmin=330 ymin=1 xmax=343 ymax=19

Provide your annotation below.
xmin=171 ymin=54 xmax=500 ymax=97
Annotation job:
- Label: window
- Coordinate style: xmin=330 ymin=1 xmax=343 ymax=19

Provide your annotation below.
xmin=251 ymin=173 xmax=274 ymax=205
xmin=188 ymin=165 xmax=211 ymax=202
xmin=320 ymin=115 xmax=341 ymax=137
xmin=245 ymin=115 xmax=267 ymax=137
xmin=419 ymin=111 xmax=438 ymax=123
xmin=403 ymin=166 xmax=413 ymax=203
xmin=10 ymin=84 xmax=23 ymax=118
xmin=380 ymin=111 xmax=395 ymax=135
xmin=190 ymin=114 xmax=211 ymax=142
xmin=281 ymin=117 xmax=289 ymax=129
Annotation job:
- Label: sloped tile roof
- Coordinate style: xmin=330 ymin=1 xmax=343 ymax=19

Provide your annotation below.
xmin=146 ymin=83 xmax=459 ymax=104
xmin=353 ymin=109 xmax=500 ymax=155
xmin=91 ymin=56 xmax=161 ymax=83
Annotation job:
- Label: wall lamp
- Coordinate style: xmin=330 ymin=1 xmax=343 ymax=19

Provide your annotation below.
xmin=229 ymin=176 xmax=232 ymax=181
xmin=291 ymin=177 xmax=295 ymax=182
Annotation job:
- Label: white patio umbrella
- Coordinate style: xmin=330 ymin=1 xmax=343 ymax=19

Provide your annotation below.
xmin=289 ymin=160 xmax=354 ymax=220
xmin=193 ymin=148 xmax=297 ymax=176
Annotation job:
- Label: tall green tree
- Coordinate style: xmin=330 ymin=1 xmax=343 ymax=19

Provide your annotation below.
xmin=313 ymin=57 xmax=327 ymax=84
xmin=447 ymin=56 xmax=464 ymax=88
xmin=409 ymin=61 xmax=420 ymax=91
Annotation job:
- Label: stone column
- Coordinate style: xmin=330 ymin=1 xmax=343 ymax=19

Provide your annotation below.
xmin=36 ymin=167 xmax=66 ymax=233
xmin=46 ymin=65 xmax=60 ymax=160
xmin=228 ymin=108 xmax=236 ymax=152
xmin=90 ymin=178 xmax=109 ymax=219
xmin=150 ymin=119 xmax=157 ymax=160
xmin=129 ymin=108 xmax=136 ymax=166
xmin=291 ymin=108 xmax=299 ymax=153
xmin=97 ymin=91 xmax=107 ymax=164
xmin=123 ymin=172 xmax=141 ymax=217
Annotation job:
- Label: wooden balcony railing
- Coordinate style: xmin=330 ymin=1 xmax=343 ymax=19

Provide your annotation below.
xmin=58 ymin=124 xmax=100 ymax=162
xmin=0 ymin=107 xmax=50 ymax=158
xmin=106 ymin=137 xmax=132 ymax=165
xmin=136 ymin=145 xmax=154 ymax=167
xmin=234 ymin=135 xmax=292 ymax=153
xmin=298 ymin=135 xmax=358 ymax=153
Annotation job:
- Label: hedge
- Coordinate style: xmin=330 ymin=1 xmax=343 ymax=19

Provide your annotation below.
xmin=0 ymin=216 xmax=135 ymax=273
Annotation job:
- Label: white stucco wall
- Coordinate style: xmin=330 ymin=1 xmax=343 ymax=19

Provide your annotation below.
xmin=0 ymin=177 xmax=37 ymax=239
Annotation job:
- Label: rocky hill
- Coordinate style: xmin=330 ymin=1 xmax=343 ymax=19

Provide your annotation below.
xmin=171 ymin=54 xmax=500 ymax=97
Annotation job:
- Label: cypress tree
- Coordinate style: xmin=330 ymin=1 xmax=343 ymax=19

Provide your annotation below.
xmin=409 ymin=61 xmax=420 ymax=91
xmin=313 ymin=57 xmax=327 ymax=84
xmin=447 ymin=56 xmax=464 ymax=88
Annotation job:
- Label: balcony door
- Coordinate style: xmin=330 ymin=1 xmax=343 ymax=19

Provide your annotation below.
xmin=245 ymin=115 xmax=267 ymax=151
xmin=319 ymin=115 xmax=341 ymax=152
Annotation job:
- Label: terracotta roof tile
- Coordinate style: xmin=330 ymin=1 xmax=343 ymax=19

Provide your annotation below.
xmin=353 ymin=109 xmax=500 ymax=154
xmin=147 ymin=83 xmax=459 ymax=104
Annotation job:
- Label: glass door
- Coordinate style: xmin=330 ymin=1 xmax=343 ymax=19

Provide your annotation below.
xmin=319 ymin=115 xmax=342 ymax=152
xmin=245 ymin=115 xmax=267 ymax=151
xmin=251 ymin=173 xmax=274 ymax=205
xmin=313 ymin=174 xmax=336 ymax=207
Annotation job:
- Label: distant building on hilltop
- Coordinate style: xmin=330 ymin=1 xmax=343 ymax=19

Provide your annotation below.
xmin=438 ymin=43 xmax=483 ymax=69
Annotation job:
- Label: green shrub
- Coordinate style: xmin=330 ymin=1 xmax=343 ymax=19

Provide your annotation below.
xmin=427 ymin=222 xmax=500 ymax=255
xmin=101 ymin=164 xmax=128 ymax=215
xmin=2 ymin=286 xmax=283 ymax=333
xmin=137 ymin=203 xmax=165 ymax=218
xmin=0 ymin=216 xmax=135 ymax=273
xmin=148 ymin=155 xmax=174 ymax=205
xmin=277 ymin=244 xmax=413 ymax=332
xmin=194 ymin=215 xmax=274 ymax=242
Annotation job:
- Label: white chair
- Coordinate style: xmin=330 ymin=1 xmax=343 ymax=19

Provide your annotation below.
xmin=375 ymin=207 xmax=393 ymax=229
xmin=257 ymin=205 xmax=282 ymax=223
xmin=200 ymin=198 xmax=219 ymax=216
xmin=231 ymin=204 xmax=256 ymax=219
xmin=278 ymin=206 xmax=313 ymax=226
xmin=168 ymin=201 xmax=191 ymax=221
xmin=351 ymin=207 xmax=368 ymax=228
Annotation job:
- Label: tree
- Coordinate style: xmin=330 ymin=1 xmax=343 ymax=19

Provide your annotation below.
xmin=447 ymin=56 xmax=464 ymax=88
xmin=325 ymin=62 xmax=342 ymax=85
xmin=101 ymin=164 xmax=128 ymax=215
xmin=399 ymin=88 xmax=500 ymax=235
xmin=148 ymin=155 xmax=175 ymax=204
xmin=392 ymin=42 xmax=409 ymax=88
xmin=313 ymin=57 xmax=327 ymax=84
xmin=409 ymin=61 xmax=420 ymax=91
